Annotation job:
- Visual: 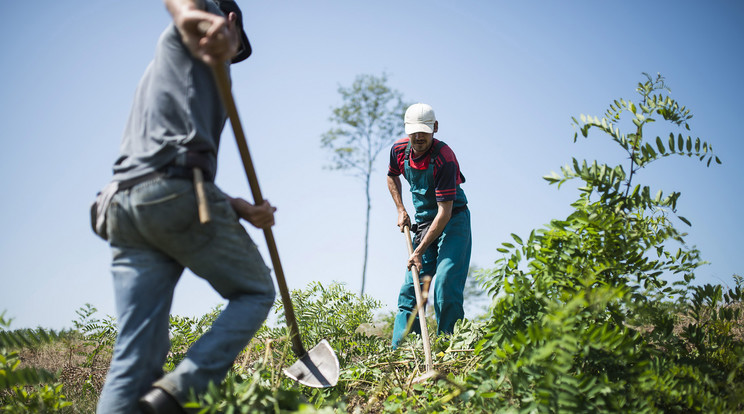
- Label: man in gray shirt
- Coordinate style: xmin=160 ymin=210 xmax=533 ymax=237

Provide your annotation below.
xmin=95 ymin=1 xmax=276 ymax=413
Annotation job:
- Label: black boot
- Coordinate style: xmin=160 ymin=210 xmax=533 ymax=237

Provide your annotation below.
xmin=138 ymin=387 xmax=186 ymax=414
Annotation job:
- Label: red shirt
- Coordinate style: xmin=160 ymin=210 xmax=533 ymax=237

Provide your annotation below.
xmin=387 ymin=137 xmax=464 ymax=202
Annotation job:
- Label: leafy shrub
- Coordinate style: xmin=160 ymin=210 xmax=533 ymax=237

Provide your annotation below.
xmin=465 ymin=73 xmax=742 ymax=413
xmin=0 ymin=313 xmax=72 ymax=412
xmin=72 ymin=304 xmax=117 ymax=370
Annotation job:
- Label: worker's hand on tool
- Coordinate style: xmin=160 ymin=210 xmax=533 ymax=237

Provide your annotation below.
xmin=169 ymin=2 xmax=240 ymax=65
xmin=407 ymin=250 xmax=423 ymax=274
xmin=397 ymin=209 xmax=411 ymax=232
xmin=229 ymin=197 xmax=276 ymax=229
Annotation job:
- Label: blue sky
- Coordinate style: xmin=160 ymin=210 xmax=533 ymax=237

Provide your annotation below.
xmin=1 ymin=1 xmax=742 ymax=330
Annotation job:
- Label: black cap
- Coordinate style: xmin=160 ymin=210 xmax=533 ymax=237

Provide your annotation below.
xmin=215 ymin=0 xmax=251 ymax=63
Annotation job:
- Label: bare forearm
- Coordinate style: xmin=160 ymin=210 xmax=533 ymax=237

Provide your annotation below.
xmin=388 ymin=175 xmax=411 ymax=231
xmin=387 ymin=175 xmax=405 ymax=212
xmin=164 ymin=0 xmax=203 ymax=20
xmin=226 ymin=195 xmax=276 ymax=229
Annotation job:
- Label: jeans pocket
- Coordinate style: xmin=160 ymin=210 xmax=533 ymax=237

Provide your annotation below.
xmin=135 ymin=180 xmax=216 ymax=253
xmin=106 ymin=200 xmax=125 ymax=245
xmin=107 ymin=192 xmax=146 ymax=247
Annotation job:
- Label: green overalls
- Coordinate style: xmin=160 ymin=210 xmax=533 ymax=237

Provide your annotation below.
xmin=391 ymin=141 xmax=472 ymax=348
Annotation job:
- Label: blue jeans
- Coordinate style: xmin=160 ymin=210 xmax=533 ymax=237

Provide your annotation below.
xmin=391 ymin=209 xmax=471 ymax=348
xmin=96 ymin=177 xmax=275 ymax=414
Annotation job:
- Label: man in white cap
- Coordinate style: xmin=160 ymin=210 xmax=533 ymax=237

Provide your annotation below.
xmin=386 ymin=103 xmax=472 ymax=348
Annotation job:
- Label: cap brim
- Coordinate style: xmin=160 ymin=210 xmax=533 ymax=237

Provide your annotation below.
xmin=218 ymin=1 xmax=252 ymax=63
xmin=232 ymin=31 xmax=251 ymax=63
xmin=405 ymin=123 xmax=434 ymax=135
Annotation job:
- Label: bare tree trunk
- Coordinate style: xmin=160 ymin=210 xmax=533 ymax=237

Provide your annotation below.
xmin=361 ymin=171 xmax=371 ymax=295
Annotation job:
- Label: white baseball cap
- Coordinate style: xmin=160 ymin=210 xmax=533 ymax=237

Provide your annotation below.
xmin=404 ymin=103 xmax=436 ymax=135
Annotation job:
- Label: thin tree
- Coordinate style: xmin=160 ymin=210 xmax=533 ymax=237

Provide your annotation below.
xmin=321 ymin=73 xmax=408 ymax=295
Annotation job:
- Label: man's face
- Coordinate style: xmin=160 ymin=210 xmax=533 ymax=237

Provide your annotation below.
xmin=409 ymin=131 xmax=434 ymax=155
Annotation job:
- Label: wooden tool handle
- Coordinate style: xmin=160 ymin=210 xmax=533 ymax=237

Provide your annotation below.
xmin=193 ymin=168 xmax=211 ymax=224
xmin=211 ymin=64 xmax=306 ymax=357
xmin=403 ymin=225 xmax=433 ymax=371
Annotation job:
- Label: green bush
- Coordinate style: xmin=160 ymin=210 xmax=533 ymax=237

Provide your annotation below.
xmin=465 ymin=73 xmax=742 ymax=413
xmin=0 ymin=313 xmax=72 ymax=413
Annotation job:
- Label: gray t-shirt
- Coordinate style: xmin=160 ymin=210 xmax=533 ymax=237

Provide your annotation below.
xmin=112 ymin=2 xmax=227 ymax=182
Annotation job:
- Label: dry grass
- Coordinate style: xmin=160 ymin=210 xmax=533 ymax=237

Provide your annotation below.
xmin=17 ymin=335 xmax=110 ymax=412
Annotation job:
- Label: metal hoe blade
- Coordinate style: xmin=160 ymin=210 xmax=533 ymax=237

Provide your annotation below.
xmin=283 ymin=339 xmax=340 ymax=388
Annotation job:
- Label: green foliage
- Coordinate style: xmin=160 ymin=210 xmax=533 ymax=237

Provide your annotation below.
xmin=0 ymin=313 xmax=72 ymax=412
xmin=2 ymin=383 xmax=73 ymax=414
xmin=469 ymin=73 xmax=742 ymax=413
xmin=186 ymin=357 xmax=311 ymax=414
xmin=271 ymin=281 xmax=382 ymax=366
xmin=571 ymin=73 xmax=719 ymax=172
xmin=73 ymin=304 xmax=117 ymax=369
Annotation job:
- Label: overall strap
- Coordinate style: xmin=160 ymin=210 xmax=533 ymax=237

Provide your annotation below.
xmin=429 ymin=140 xmax=466 ymax=183
xmin=430 ymin=140 xmax=446 ymax=163
xmin=403 ymin=140 xmax=412 ymax=182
